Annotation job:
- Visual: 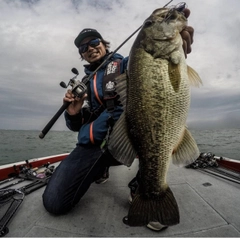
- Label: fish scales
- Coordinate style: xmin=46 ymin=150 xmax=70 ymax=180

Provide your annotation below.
xmin=127 ymin=49 xmax=190 ymax=195
xmin=108 ymin=6 xmax=202 ymax=228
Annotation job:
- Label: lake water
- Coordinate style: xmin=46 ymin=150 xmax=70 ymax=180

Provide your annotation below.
xmin=0 ymin=128 xmax=239 ymax=166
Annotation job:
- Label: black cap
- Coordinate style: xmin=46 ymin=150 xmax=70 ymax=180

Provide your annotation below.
xmin=74 ymin=28 xmax=102 ymax=48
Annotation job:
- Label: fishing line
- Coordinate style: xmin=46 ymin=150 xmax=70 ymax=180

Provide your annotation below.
xmin=163 ymin=0 xmax=173 ymax=7
xmin=38 ymin=0 xmax=176 ymax=138
xmin=87 ymin=0 xmax=175 ymax=79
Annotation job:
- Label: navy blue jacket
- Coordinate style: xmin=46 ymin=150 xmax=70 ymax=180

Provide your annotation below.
xmin=64 ymin=53 xmax=128 ymax=145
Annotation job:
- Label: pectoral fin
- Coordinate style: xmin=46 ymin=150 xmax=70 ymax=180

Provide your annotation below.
xmin=172 ymin=127 xmax=200 ymax=166
xmin=168 ymin=62 xmax=181 ymax=92
xmin=108 ymin=111 xmax=137 ymax=167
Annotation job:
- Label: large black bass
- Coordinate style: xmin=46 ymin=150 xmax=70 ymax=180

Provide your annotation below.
xmin=108 ymin=6 xmax=202 ymax=227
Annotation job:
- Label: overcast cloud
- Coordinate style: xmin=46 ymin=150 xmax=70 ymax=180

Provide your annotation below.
xmin=0 ymin=0 xmax=240 ymax=131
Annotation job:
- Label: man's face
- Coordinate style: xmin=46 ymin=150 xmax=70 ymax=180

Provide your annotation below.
xmin=80 ymin=37 xmax=106 ymax=63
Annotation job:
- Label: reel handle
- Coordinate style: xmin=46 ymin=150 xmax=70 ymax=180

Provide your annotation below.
xmin=39 ymin=101 xmax=71 ymax=139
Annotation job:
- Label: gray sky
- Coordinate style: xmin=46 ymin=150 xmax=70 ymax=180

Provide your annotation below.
xmin=0 ymin=0 xmax=240 ymax=131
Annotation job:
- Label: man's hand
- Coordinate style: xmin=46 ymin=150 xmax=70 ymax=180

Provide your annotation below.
xmin=181 ymin=8 xmax=194 ymax=58
xmin=64 ymin=89 xmax=87 ymax=115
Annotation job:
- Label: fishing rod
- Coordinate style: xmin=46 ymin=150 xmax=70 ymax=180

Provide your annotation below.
xmin=0 ymin=177 xmax=15 ymax=186
xmin=0 ymin=164 xmax=54 ymax=237
xmin=197 ymin=168 xmax=240 ymax=185
xmin=186 ymin=152 xmax=240 ymax=184
xmin=0 ymin=178 xmax=25 ymax=190
xmin=0 ymin=162 xmax=52 ymax=190
xmin=38 ymin=25 xmax=142 ymax=139
xmin=38 ymin=0 xmax=176 ymax=139
xmin=0 ymin=176 xmax=51 ymax=237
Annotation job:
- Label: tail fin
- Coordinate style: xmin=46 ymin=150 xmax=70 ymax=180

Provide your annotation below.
xmin=127 ymin=187 xmax=179 ymax=226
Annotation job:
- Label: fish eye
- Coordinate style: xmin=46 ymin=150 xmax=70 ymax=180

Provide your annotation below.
xmin=144 ymin=20 xmax=152 ymax=27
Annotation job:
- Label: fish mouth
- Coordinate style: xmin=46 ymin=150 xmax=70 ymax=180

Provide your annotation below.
xmin=153 ymin=36 xmax=175 ymax=41
xmin=152 ymin=33 xmax=177 ymax=41
xmin=143 ymin=9 xmax=185 ymax=41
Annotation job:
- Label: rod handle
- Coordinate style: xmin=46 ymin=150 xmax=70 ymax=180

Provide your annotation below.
xmin=39 ymin=101 xmax=71 ymax=139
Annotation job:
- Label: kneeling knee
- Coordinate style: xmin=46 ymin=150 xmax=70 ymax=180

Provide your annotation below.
xmin=42 ymin=192 xmax=72 ymax=215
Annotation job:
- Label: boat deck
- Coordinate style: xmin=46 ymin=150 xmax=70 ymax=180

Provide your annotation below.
xmin=4 ymin=160 xmax=240 ymax=237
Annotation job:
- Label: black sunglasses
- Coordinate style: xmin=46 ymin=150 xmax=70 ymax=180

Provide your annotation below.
xmin=79 ymin=38 xmax=101 ymax=54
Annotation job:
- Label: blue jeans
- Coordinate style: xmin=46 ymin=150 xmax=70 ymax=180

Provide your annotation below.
xmin=42 ymin=144 xmax=120 ymax=215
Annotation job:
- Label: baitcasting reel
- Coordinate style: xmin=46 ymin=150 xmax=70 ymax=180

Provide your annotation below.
xmin=39 ymin=68 xmax=88 ymax=139
xmin=60 ymin=68 xmax=87 ymax=99
xmin=39 ymin=1 xmax=180 ymax=139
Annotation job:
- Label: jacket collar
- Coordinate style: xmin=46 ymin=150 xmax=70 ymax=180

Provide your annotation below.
xmin=84 ymin=52 xmax=123 ymax=74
